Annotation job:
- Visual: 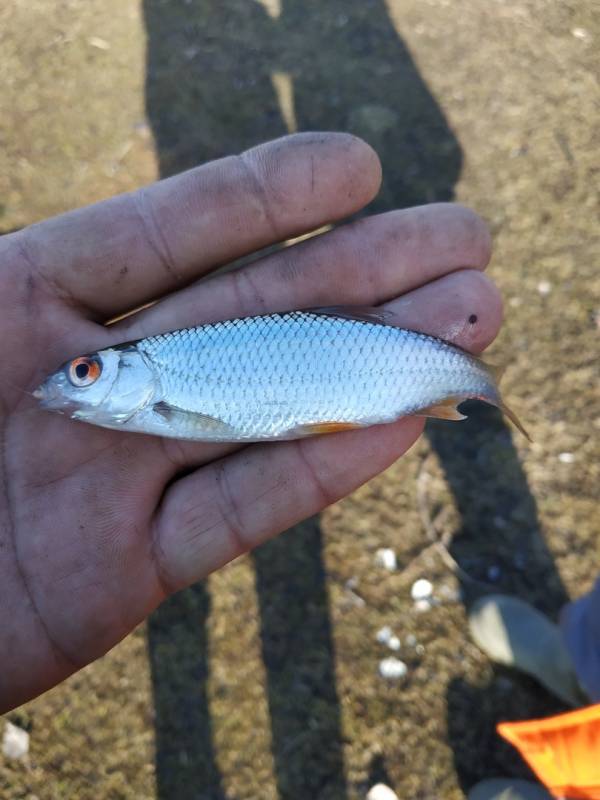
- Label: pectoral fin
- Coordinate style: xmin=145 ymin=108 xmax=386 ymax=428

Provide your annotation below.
xmin=153 ymin=401 xmax=236 ymax=436
xmin=415 ymin=397 xmax=467 ymax=421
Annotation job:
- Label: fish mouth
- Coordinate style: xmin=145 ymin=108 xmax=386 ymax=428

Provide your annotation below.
xmin=34 ymin=381 xmax=83 ymax=416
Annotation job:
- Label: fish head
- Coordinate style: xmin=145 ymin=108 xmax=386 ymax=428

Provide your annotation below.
xmin=34 ymin=345 xmax=156 ymax=425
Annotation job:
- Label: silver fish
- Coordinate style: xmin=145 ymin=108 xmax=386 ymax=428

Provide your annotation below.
xmin=34 ymin=307 xmax=529 ymax=441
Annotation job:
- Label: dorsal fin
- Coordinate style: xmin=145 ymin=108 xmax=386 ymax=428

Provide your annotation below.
xmin=303 ymin=305 xmax=396 ymax=326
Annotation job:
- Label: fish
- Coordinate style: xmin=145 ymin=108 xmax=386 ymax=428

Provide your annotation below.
xmin=34 ymin=307 xmax=529 ymax=442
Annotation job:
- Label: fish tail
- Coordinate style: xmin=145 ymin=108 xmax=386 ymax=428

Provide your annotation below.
xmin=482 ymin=359 xmax=532 ymax=441
xmin=498 ymin=398 xmax=532 ymax=441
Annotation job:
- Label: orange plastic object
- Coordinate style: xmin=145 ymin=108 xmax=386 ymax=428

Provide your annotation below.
xmin=498 ymin=705 xmax=600 ymax=799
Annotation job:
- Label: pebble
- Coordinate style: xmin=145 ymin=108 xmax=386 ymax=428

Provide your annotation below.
xmin=2 ymin=722 xmax=29 ymax=760
xmin=537 ymin=280 xmax=552 ymax=295
xmin=405 ymin=634 xmax=418 ymax=647
xmin=414 ymin=598 xmax=434 ymax=613
xmin=376 ymin=626 xmax=393 ymax=645
xmin=438 ymin=584 xmax=461 ymax=603
xmin=133 ymin=120 xmax=152 ymax=139
xmin=571 ymin=27 xmax=591 ymax=41
xmin=374 ymin=548 xmax=397 ymax=571
xmin=344 ymin=578 xmax=366 ymax=608
xmin=558 ymin=452 xmax=575 ymax=464
xmin=87 ymin=36 xmax=110 ymax=50
xmin=378 ymin=657 xmax=408 ymax=680
xmin=411 ymin=578 xmax=433 ymax=601
xmin=366 ymin=784 xmax=399 ymax=800
xmin=376 ymin=627 xmax=402 ymax=651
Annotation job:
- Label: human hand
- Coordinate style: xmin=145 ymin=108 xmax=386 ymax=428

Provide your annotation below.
xmin=0 ymin=133 xmax=499 ymax=711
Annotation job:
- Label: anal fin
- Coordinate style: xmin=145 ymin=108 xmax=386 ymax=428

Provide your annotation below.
xmin=415 ymin=397 xmax=467 ymax=421
xmin=288 ymin=421 xmax=365 ymax=437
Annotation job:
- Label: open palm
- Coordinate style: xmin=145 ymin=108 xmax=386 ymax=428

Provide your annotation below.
xmin=0 ymin=133 xmax=499 ymax=711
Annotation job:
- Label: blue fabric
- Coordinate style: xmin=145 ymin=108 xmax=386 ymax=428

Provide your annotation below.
xmin=560 ymin=577 xmax=600 ymax=702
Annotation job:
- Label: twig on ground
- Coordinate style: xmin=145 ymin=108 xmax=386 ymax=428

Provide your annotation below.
xmin=401 ymin=452 xmax=493 ymax=589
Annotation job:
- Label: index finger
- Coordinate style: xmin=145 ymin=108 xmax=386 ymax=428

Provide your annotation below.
xmin=12 ymin=133 xmax=381 ymax=317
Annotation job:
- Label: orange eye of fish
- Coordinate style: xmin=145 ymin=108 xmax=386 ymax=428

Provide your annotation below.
xmin=67 ymin=357 xmax=102 ymax=387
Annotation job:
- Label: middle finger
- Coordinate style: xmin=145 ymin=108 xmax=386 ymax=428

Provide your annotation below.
xmin=114 ymin=203 xmax=491 ymax=341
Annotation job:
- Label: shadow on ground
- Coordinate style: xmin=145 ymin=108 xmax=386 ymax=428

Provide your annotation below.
xmin=148 ymin=584 xmax=225 ymax=800
xmin=429 ymin=404 xmax=569 ymax=789
xmin=143 ymin=1 xmax=567 ymax=796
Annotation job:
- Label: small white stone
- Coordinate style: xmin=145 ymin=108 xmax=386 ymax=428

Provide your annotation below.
xmin=376 ymin=626 xmax=393 ymax=645
xmin=376 ymin=627 xmax=401 ymax=650
xmin=405 ymin=633 xmax=418 ymax=647
xmin=2 ymin=722 xmax=29 ymax=759
xmin=87 ymin=36 xmax=110 ymax=50
xmin=374 ymin=548 xmax=397 ymax=571
xmin=378 ymin=657 xmax=408 ymax=680
xmin=571 ymin=27 xmax=590 ymax=40
xmin=414 ymin=598 xmax=433 ymax=613
xmin=344 ymin=577 xmax=366 ymax=608
xmin=537 ymin=280 xmax=552 ymax=295
xmin=366 ymin=783 xmax=399 ymax=800
xmin=558 ymin=452 xmax=575 ymax=464
xmin=411 ymin=578 xmax=433 ymax=601
xmin=438 ymin=584 xmax=461 ymax=603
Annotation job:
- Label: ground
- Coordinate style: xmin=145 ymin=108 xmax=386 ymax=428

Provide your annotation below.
xmin=1 ymin=1 xmax=599 ymax=798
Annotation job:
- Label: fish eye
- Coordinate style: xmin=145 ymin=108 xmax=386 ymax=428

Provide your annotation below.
xmin=67 ymin=356 xmax=102 ymax=387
